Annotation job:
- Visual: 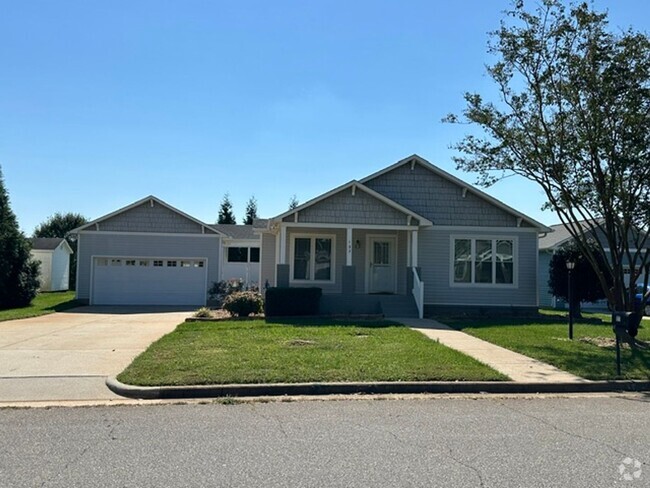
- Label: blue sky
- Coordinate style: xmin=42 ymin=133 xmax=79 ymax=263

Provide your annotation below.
xmin=2 ymin=0 xmax=648 ymax=233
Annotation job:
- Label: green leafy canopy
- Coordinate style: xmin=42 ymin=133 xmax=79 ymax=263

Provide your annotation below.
xmin=446 ymin=0 xmax=650 ymax=311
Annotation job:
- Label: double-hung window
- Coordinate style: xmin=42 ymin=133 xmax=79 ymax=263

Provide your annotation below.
xmin=292 ymin=235 xmax=334 ymax=282
xmin=452 ymin=237 xmax=515 ymax=285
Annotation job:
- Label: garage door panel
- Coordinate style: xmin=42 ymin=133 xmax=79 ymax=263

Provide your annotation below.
xmin=92 ymin=258 xmax=207 ymax=306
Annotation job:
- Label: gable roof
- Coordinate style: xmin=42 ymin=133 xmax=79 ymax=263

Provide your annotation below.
xmin=361 ymin=154 xmax=552 ymax=232
xmin=30 ymin=237 xmax=72 ymax=253
xmin=70 ymin=195 xmax=225 ymax=236
xmin=214 ymin=224 xmax=259 ymax=240
xmin=271 ymin=180 xmax=433 ymax=226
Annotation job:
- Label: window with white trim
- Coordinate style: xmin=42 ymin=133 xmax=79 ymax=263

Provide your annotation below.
xmin=292 ymin=235 xmax=334 ymax=282
xmin=453 ymin=238 xmax=515 ymax=285
xmin=227 ymin=247 xmax=260 ymax=263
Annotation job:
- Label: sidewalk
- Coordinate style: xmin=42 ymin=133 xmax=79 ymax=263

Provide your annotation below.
xmin=397 ymin=318 xmax=588 ymax=383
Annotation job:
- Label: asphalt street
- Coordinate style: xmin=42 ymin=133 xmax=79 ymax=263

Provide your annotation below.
xmin=1 ymin=395 xmax=649 ymax=487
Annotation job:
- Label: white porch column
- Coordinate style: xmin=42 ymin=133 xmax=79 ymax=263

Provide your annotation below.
xmin=346 ymin=226 xmax=353 ymax=266
xmin=411 ymin=229 xmax=418 ymax=268
xmin=279 ymin=225 xmax=287 ymax=265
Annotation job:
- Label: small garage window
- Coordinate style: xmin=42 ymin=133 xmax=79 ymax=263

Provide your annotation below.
xmin=153 ymin=260 xmax=164 ymax=267
xmin=139 ymin=260 xmax=149 ymax=267
xmin=167 ymin=260 xmax=177 ymax=267
xmin=125 ymin=260 xmax=136 ymax=266
xmin=180 ymin=261 xmax=191 ymax=268
xmin=96 ymin=258 xmax=109 ymax=266
xmin=193 ymin=260 xmax=205 ymax=268
xmin=110 ymin=259 xmax=122 ymax=266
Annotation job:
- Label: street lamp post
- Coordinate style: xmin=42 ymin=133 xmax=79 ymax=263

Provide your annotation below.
xmin=566 ymin=260 xmax=575 ymax=340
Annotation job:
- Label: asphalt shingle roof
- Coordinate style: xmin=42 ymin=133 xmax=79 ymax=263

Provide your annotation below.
xmin=213 ymin=224 xmax=258 ymax=240
xmin=29 ymin=237 xmax=66 ymax=251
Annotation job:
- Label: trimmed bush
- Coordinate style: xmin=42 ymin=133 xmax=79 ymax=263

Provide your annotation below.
xmin=265 ymin=287 xmax=322 ymax=317
xmin=223 ymin=291 xmax=264 ymax=317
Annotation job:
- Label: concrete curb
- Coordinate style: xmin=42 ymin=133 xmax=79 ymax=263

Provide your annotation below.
xmin=106 ymin=377 xmax=650 ymax=400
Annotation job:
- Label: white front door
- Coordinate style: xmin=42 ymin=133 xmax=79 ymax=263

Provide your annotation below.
xmin=368 ymin=236 xmax=396 ymax=294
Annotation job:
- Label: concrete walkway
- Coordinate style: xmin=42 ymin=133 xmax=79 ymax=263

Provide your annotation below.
xmin=397 ymin=318 xmax=588 ymax=383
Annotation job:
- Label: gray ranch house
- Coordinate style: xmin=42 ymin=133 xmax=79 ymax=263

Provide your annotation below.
xmin=70 ymin=154 xmax=550 ymax=314
xmin=256 ymin=155 xmax=551 ymax=317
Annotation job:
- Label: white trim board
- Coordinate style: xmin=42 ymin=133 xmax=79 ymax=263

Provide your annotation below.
xmin=77 ymin=230 xmax=222 ymax=238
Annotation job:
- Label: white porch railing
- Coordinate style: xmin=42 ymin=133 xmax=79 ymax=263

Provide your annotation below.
xmin=412 ymin=267 xmax=424 ymax=319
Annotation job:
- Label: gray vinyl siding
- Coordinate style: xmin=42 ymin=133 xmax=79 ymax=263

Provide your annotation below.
xmin=538 ymin=251 xmax=554 ymax=307
xmin=364 ymin=163 xmax=522 ymax=227
xmin=418 ymin=228 xmax=538 ymax=307
xmin=90 ymin=201 xmax=215 ymax=234
xmin=260 ymin=233 xmax=276 ymax=288
xmin=76 ymin=233 xmax=220 ymax=301
xmin=283 ymin=188 xmax=412 ymax=225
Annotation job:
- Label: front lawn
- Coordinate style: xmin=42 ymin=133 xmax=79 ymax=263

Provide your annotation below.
xmin=117 ymin=319 xmax=507 ymax=386
xmin=0 ymin=291 xmax=80 ymax=322
xmin=443 ymin=311 xmax=650 ymax=380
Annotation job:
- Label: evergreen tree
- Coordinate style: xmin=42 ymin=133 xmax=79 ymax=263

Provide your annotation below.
xmin=0 ymin=168 xmax=40 ymax=309
xmin=217 ymin=193 xmax=236 ymax=224
xmin=243 ymin=196 xmax=258 ymax=225
xmin=33 ymin=212 xmax=88 ymax=290
xmin=288 ymin=195 xmax=299 ymax=210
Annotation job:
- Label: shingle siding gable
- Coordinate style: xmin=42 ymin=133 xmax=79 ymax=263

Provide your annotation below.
xmin=364 ymin=163 xmax=520 ymax=227
xmin=96 ymin=202 xmax=206 ymax=233
xmin=286 ymin=189 xmax=411 ymax=225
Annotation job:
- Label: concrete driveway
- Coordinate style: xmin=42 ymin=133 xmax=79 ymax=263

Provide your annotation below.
xmin=0 ymin=307 xmax=192 ymax=403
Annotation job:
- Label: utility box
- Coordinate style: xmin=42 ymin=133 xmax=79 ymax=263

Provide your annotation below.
xmin=612 ymin=312 xmax=634 ymax=335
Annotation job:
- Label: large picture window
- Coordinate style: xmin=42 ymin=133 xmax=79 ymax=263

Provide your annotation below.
xmin=292 ymin=235 xmax=334 ymax=282
xmin=452 ymin=237 xmax=515 ymax=285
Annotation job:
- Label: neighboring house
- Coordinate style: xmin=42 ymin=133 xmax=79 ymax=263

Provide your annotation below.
xmin=538 ymin=221 xmax=648 ymax=309
xmin=256 ymin=155 xmax=551 ymax=317
xmin=29 ymin=238 xmax=73 ymax=292
xmin=71 ymin=196 xmax=225 ymax=306
xmin=214 ymin=224 xmax=261 ymax=286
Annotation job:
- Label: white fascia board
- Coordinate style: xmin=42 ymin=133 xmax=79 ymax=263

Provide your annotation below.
xmin=279 ymin=222 xmax=418 ymax=231
xmin=59 ymin=240 xmax=74 ymax=254
xmin=77 ymin=230 xmax=221 ymax=238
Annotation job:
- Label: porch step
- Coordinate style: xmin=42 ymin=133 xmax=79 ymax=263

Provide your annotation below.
xmin=377 ymin=295 xmax=419 ymax=319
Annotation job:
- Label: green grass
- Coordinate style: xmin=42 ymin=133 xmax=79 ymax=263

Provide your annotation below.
xmin=0 ymin=291 xmax=81 ymax=322
xmin=442 ymin=311 xmax=650 ymax=380
xmin=117 ymin=318 xmax=507 ymax=386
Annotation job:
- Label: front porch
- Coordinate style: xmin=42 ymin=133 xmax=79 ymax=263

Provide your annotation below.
xmin=273 ymin=225 xmax=424 ymax=317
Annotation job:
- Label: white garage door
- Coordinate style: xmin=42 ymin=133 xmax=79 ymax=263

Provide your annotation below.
xmin=92 ymin=257 xmax=207 ymax=306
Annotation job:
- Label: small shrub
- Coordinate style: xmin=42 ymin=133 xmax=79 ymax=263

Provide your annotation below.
xmin=208 ymin=278 xmax=259 ymax=307
xmin=223 ymin=291 xmax=264 ymax=317
xmin=193 ymin=307 xmax=212 ymax=318
xmin=265 ymin=287 xmax=322 ymax=317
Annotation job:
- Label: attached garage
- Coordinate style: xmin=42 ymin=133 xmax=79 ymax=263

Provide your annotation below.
xmin=91 ymin=257 xmax=208 ymax=306
xmin=72 ymin=196 xmax=223 ymax=306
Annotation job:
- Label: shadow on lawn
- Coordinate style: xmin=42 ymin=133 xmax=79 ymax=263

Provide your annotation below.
xmin=264 ymin=317 xmax=403 ymax=328
xmin=443 ymin=315 xmax=619 ymax=330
